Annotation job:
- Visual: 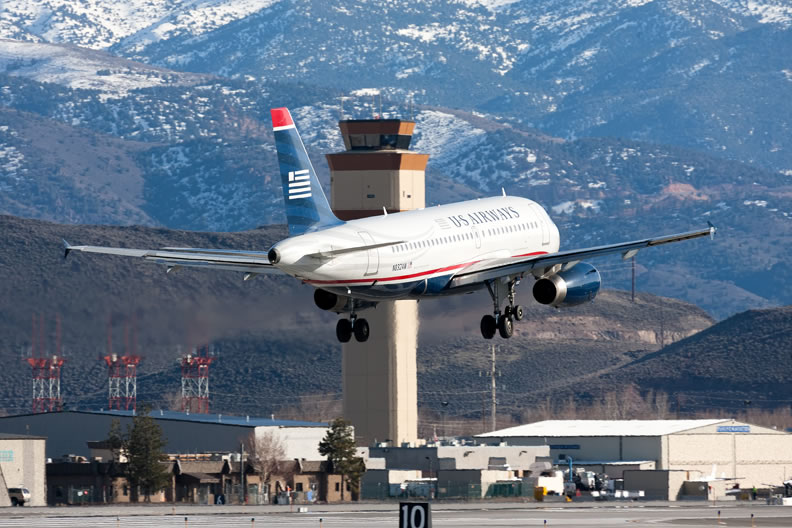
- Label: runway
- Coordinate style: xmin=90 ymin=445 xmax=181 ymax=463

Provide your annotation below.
xmin=2 ymin=502 xmax=791 ymax=527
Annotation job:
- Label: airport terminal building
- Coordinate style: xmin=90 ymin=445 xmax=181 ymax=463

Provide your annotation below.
xmin=478 ymin=419 xmax=792 ymax=499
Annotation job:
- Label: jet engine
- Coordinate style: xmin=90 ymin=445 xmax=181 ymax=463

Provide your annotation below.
xmin=532 ymin=262 xmax=601 ymax=307
xmin=313 ymin=289 xmax=377 ymax=313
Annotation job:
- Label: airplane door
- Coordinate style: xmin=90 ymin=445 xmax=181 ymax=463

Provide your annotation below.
xmin=530 ymin=203 xmax=551 ymax=246
xmin=472 ymin=226 xmax=481 ymax=249
xmin=358 ymin=231 xmax=379 ymax=276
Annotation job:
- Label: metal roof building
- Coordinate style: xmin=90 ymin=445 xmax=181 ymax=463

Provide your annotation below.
xmin=0 ymin=410 xmax=328 ymax=461
xmin=477 ymin=419 xmax=792 ymax=498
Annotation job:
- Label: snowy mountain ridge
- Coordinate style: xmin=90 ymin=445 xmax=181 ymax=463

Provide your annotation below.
xmin=2 ymin=0 xmax=789 ymax=55
xmin=0 ymin=39 xmax=211 ymax=94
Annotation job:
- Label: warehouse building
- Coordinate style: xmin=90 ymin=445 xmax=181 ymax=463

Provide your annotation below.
xmin=0 ymin=410 xmax=328 ymax=461
xmin=362 ymin=443 xmax=551 ymax=499
xmin=477 ymin=419 xmax=792 ymax=500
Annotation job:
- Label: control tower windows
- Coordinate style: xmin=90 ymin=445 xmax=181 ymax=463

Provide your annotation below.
xmin=347 ymin=134 xmax=413 ymax=150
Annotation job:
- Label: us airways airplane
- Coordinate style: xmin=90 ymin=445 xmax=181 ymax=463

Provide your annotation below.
xmin=65 ymin=107 xmax=716 ymax=343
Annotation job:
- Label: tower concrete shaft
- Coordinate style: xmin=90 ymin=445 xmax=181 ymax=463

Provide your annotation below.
xmin=327 ymin=117 xmax=426 ymax=446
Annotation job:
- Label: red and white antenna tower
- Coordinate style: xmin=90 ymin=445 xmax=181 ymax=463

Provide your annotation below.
xmin=104 ymin=317 xmax=141 ymax=411
xmin=26 ymin=314 xmax=65 ymax=413
xmin=180 ymin=344 xmax=215 ymax=414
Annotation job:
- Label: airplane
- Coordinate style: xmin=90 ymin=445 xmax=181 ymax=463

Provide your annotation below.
xmin=64 ymin=107 xmax=716 ymax=343
xmin=695 ymin=464 xmax=744 ymax=483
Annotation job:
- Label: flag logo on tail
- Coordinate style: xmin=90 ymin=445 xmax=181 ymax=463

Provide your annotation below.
xmin=288 ymin=169 xmax=311 ymax=200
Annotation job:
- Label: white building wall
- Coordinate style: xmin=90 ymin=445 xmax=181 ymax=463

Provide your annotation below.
xmin=489 ymin=436 xmax=657 ymax=462
xmin=0 ymin=438 xmax=46 ymax=507
xmin=666 ymin=432 xmax=792 ymax=489
xmin=256 ymin=426 xmax=328 ymax=461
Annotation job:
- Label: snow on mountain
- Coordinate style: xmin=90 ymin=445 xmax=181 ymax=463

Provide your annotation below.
xmin=412 ymin=110 xmax=487 ymax=165
xmin=711 ymin=0 xmax=792 ymax=26
xmin=0 ymin=126 xmax=26 ymax=191
xmin=0 ymin=0 xmax=280 ymax=50
xmin=0 ymin=39 xmax=210 ymax=95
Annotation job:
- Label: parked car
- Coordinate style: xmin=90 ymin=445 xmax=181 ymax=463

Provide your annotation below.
xmin=8 ymin=487 xmax=30 ymax=506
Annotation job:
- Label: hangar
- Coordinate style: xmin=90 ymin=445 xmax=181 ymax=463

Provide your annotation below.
xmin=477 ymin=419 xmax=792 ymax=498
xmin=0 ymin=410 xmax=328 ymax=461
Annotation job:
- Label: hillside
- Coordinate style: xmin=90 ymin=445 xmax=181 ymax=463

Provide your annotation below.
xmin=0 ymin=215 xmax=718 ymax=420
xmin=590 ymin=307 xmax=792 ymax=411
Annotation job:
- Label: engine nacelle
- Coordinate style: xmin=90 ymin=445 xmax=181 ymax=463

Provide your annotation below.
xmin=532 ymin=262 xmax=601 ymax=307
xmin=313 ymin=289 xmax=377 ymax=313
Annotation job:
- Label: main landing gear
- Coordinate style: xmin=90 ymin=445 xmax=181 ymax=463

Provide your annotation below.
xmin=480 ymin=279 xmax=524 ymax=340
xmin=336 ymin=301 xmax=369 ymax=343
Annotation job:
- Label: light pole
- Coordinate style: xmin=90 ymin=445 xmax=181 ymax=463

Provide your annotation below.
xmin=440 ymin=401 xmax=449 ymax=441
xmin=425 ymin=456 xmax=434 ymax=500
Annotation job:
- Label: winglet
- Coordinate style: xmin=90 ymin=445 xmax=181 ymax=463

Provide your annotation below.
xmin=62 ymin=239 xmax=72 ymax=259
xmin=707 ymin=221 xmax=717 ymax=240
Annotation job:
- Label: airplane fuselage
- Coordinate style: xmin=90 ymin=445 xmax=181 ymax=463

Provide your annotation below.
xmin=272 ymin=196 xmax=561 ymax=301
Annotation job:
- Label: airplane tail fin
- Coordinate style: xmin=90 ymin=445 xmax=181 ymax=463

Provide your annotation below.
xmin=271 ymin=107 xmax=342 ymax=236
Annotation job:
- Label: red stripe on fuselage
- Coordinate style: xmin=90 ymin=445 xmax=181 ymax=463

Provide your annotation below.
xmin=305 ymin=261 xmax=479 ymax=285
xmin=302 ymin=250 xmax=549 ymax=286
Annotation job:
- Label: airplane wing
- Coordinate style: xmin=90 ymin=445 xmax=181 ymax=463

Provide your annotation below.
xmin=449 ymin=224 xmax=716 ymax=288
xmin=63 ymin=242 xmax=280 ymax=277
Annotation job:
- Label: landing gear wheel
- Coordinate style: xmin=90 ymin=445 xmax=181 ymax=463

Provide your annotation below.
xmin=512 ymin=305 xmax=524 ymax=321
xmin=498 ymin=315 xmax=514 ymax=339
xmin=480 ymin=315 xmax=497 ymax=339
xmin=353 ymin=318 xmax=370 ymax=342
xmin=336 ymin=319 xmax=352 ymax=343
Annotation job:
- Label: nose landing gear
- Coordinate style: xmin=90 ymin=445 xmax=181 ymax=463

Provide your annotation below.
xmin=480 ymin=278 xmax=523 ymax=340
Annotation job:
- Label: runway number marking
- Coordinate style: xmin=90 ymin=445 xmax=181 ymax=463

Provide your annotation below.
xmin=400 ymin=502 xmax=431 ymax=528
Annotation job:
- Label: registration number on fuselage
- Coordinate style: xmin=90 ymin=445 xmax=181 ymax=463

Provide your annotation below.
xmin=393 ymin=262 xmax=412 ymax=271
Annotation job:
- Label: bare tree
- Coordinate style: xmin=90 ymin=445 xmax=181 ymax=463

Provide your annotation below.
xmin=243 ymin=431 xmax=291 ymax=495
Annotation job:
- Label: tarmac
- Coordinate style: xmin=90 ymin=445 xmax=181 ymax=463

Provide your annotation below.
xmin=1 ymin=501 xmax=791 ymax=528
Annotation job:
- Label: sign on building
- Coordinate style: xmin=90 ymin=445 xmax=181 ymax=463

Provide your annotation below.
xmin=717 ymin=426 xmax=751 ymax=433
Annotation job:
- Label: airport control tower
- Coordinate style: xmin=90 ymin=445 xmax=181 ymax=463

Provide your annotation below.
xmin=327 ymin=117 xmax=428 ymax=446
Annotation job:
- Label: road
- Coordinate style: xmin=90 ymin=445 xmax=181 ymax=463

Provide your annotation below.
xmin=1 ymin=502 xmax=791 ymax=527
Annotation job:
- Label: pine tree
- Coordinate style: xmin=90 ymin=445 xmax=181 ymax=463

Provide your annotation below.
xmin=318 ymin=418 xmax=364 ymax=500
xmin=106 ymin=418 xmax=125 ymax=463
xmin=125 ymin=407 xmax=171 ymax=502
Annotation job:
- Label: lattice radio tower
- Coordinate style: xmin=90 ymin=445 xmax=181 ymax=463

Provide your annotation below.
xmin=104 ymin=317 xmax=141 ymax=411
xmin=26 ymin=314 xmax=65 ymax=413
xmin=180 ymin=344 xmax=215 ymax=414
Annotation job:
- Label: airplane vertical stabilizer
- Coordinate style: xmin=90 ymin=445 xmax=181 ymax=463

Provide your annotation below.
xmin=271 ymin=107 xmax=342 ymax=236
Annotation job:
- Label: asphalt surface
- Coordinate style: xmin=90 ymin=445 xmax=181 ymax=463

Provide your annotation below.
xmin=1 ymin=501 xmax=791 ymax=527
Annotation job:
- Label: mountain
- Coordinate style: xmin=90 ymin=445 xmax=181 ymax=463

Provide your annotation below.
xmin=0 ymin=215 xmax=715 ymax=419
xmin=2 ymin=0 xmax=791 ymax=172
xmin=1 ymin=1 xmax=791 ymax=320
xmin=538 ymin=305 xmax=792 ymax=414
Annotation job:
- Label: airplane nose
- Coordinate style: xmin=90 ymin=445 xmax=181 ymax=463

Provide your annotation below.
xmin=267 ymin=247 xmax=280 ymax=264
